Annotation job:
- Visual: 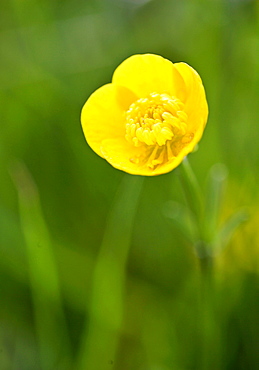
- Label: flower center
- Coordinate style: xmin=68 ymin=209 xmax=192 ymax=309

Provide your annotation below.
xmin=125 ymin=92 xmax=188 ymax=147
xmin=124 ymin=92 xmax=194 ymax=169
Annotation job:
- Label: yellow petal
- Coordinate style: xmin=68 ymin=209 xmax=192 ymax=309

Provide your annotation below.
xmin=81 ymin=55 xmax=209 ymax=176
xmin=100 ymin=138 xmax=146 ymax=175
xmin=100 ymin=137 xmax=198 ymax=176
xmin=158 ymin=141 xmax=197 ymax=176
xmin=112 ymin=54 xmax=186 ymax=99
xmin=174 ymin=62 xmax=208 ymax=131
xmin=81 ymin=83 xmax=137 ymax=157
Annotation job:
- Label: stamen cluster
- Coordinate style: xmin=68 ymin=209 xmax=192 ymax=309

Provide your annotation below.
xmin=125 ymin=92 xmax=188 ymax=147
xmin=81 ymin=54 xmax=208 ymax=175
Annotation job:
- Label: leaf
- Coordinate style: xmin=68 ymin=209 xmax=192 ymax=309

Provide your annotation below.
xmin=215 ymin=208 xmax=249 ymax=253
xmin=163 ymin=200 xmax=198 ymax=243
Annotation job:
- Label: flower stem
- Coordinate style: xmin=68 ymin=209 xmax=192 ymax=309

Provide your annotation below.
xmin=178 ymin=156 xmax=203 ymax=222
xmin=178 ymin=156 xmax=216 ymax=369
xmin=178 ymin=156 xmax=210 ymax=260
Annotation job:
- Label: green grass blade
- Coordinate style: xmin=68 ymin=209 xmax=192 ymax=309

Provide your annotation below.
xmin=216 ymin=209 xmax=249 ymax=253
xmin=204 ymin=163 xmax=228 ymax=244
xmin=163 ymin=200 xmax=198 ymax=243
xmin=11 ymin=162 xmax=72 ymax=370
xmin=77 ymin=174 xmax=143 ymax=370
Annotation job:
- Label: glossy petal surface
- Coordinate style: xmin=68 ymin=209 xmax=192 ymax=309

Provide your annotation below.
xmin=81 ymin=54 xmax=208 ymax=176
xmin=112 ymin=54 xmax=186 ymax=99
xmin=81 ymin=84 xmax=137 ymax=157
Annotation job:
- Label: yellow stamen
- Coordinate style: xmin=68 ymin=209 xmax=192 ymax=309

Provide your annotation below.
xmin=125 ymin=92 xmax=193 ymax=169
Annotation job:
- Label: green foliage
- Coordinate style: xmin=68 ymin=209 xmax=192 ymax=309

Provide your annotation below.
xmin=1 ymin=0 xmax=259 ymax=369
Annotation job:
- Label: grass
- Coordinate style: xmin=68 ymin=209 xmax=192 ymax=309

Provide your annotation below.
xmin=0 ymin=0 xmax=259 ymax=369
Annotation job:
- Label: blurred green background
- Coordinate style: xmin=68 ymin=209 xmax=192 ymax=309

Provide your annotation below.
xmin=1 ymin=0 xmax=259 ymax=369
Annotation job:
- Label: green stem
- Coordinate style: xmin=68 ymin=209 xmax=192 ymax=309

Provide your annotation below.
xmin=178 ymin=157 xmax=215 ymax=368
xmin=178 ymin=157 xmax=211 ymax=260
xmin=178 ymin=157 xmax=203 ymax=222
xmin=199 ymin=251 xmax=217 ymax=370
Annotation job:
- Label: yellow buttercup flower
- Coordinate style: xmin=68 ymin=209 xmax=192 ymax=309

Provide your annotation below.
xmin=81 ymin=54 xmax=208 ymax=176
